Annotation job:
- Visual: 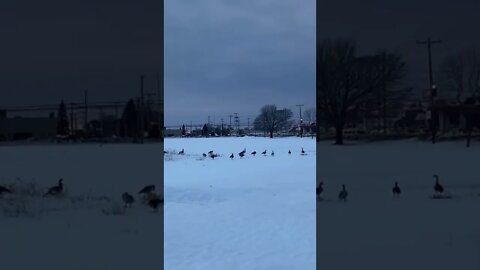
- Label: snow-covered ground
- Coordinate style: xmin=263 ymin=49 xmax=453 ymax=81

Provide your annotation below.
xmin=0 ymin=143 xmax=162 ymax=270
xmin=164 ymin=136 xmax=316 ymax=270
xmin=318 ymin=139 xmax=480 ymax=270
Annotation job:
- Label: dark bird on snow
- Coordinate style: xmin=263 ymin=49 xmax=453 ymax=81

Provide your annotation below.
xmin=251 ymin=151 xmax=256 ymax=156
xmin=301 ymin=148 xmax=305 ymax=154
xmin=43 ymin=179 xmax=64 ymax=197
xmin=316 ymin=182 xmax=323 ymax=197
xmin=202 ymin=153 xmax=207 ymax=158
xmin=208 ymin=150 xmax=214 ymax=154
xmin=271 ymin=151 xmax=274 ymax=156
xmin=240 ymin=148 xmax=246 ymax=154
xmin=163 ymin=151 xmax=168 ymax=154
xmin=262 ymin=150 xmax=267 ymax=155
xmin=178 ymin=149 xmax=185 ymax=155
xmin=392 ymin=181 xmax=401 ymax=197
xmin=239 ymin=152 xmax=245 ymax=158
xmin=338 ymin=184 xmax=348 ymax=202
xmin=433 ymin=175 xmax=444 ymax=194
xmin=139 ymin=185 xmax=155 ymax=194
xmin=288 ymin=150 xmax=291 ymax=154
xmin=148 ymin=197 xmax=164 ymax=212
xmin=0 ymin=185 xmax=12 ymax=195
xmin=122 ymin=192 xmax=135 ymax=208
xmin=230 ymin=153 xmax=234 ymax=159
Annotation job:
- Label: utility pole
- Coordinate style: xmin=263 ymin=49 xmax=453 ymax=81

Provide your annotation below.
xmin=296 ymin=104 xmax=304 ymax=138
xmin=234 ymin=113 xmax=239 ymax=134
xmin=417 ymin=38 xmax=442 ymax=144
xmin=140 ymin=75 xmax=145 ymax=143
xmin=156 ymin=72 xmax=162 ymax=139
xmin=221 ymin=118 xmax=224 ymax=136
xmin=84 ymin=90 xmax=88 ymax=132
xmin=70 ymin=102 xmax=74 ymax=136
xmin=228 ymin=114 xmax=233 ymax=129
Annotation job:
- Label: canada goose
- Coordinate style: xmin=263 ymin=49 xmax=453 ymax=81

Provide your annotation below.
xmin=238 ymin=152 xmax=245 ymax=158
xmin=338 ymin=184 xmax=348 ymax=202
xmin=122 ymin=192 xmax=135 ymax=208
xmin=301 ymin=148 xmax=305 ymax=154
xmin=230 ymin=153 xmax=234 ymax=159
xmin=433 ymin=175 xmax=444 ymax=193
xmin=148 ymin=197 xmax=164 ymax=212
xmin=316 ymin=182 xmax=323 ymax=197
xmin=139 ymin=185 xmax=155 ymax=194
xmin=392 ymin=181 xmax=401 ymax=197
xmin=202 ymin=153 xmax=207 ymax=158
xmin=251 ymin=151 xmax=256 ymax=156
xmin=271 ymin=151 xmax=274 ymax=156
xmin=288 ymin=150 xmax=291 ymax=154
xmin=208 ymin=150 xmax=214 ymax=154
xmin=262 ymin=150 xmax=267 ymax=155
xmin=43 ymin=179 xmax=64 ymax=197
xmin=0 ymin=185 xmax=12 ymax=195
xmin=179 ymin=149 xmax=185 ymax=155
xmin=240 ymin=148 xmax=246 ymax=154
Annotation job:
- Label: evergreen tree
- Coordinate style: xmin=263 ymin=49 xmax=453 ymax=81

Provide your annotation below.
xmin=56 ymin=100 xmax=70 ymax=136
xmin=122 ymin=99 xmax=138 ymax=138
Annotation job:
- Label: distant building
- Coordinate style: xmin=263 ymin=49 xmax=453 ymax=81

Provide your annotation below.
xmin=164 ymin=128 xmax=182 ymax=137
xmin=0 ymin=113 xmax=57 ymax=140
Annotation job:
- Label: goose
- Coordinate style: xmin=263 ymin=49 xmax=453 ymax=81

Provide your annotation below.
xmin=301 ymin=148 xmax=305 ymax=154
xmin=271 ymin=151 xmax=274 ymax=156
xmin=230 ymin=153 xmax=234 ymax=159
xmin=238 ymin=152 xmax=245 ymax=158
xmin=148 ymin=197 xmax=164 ymax=212
xmin=316 ymin=182 xmax=323 ymax=197
xmin=139 ymin=185 xmax=155 ymax=194
xmin=43 ymin=179 xmax=64 ymax=197
xmin=122 ymin=192 xmax=135 ymax=208
xmin=0 ymin=185 xmax=12 ymax=195
xmin=178 ymin=149 xmax=185 ymax=155
xmin=338 ymin=184 xmax=348 ymax=202
xmin=251 ymin=151 xmax=256 ymax=156
xmin=288 ymin=150 xmax=291 ymax=154
xmin=261 ymin=150 xmax=267 ymax=155
xmin=202 ymin=153 xmax=207 ymax=158
xmin=392 ymin=181 xmax=401 ymax=197
xmin=433 ymin=175 xmax=444 ymax=194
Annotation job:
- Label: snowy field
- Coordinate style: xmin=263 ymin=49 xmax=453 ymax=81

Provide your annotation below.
xmin=0 ymin=143 xmax=162 ymax=270
xmin=164 ymin=136 xmax=316 ymax=270
xmin=318 ymin=139 xmax=480 ymax=270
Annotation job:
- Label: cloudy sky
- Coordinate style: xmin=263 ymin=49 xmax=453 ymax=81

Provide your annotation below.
xmin=0 ymin=0 xmax=162 ymax=114
xmin=318 ymin=0 xmax=480 ymax=99
xmin=164 ymin=0 xmax=316 ymax=127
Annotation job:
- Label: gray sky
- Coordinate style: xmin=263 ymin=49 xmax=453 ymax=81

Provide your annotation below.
xmin=318 ymin=0 xmax=480 ymax=99
xmin=0 ymin=0 xmax=162 ymax=114
xmin=164 ymin=0 xmax=316 ymax=127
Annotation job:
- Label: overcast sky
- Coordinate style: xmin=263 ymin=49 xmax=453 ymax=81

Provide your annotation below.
xmin=164 ymin=0 xmax=316 ymax=127
xmin=0 ymin=0 xmax=162 ymax=115
xmin=318 ymin=0 xmax=480 ymax=99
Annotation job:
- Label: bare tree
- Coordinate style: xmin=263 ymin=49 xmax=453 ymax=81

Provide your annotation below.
xmin=303 ymin=108 xmax=316 ymax=124
xmin=253 ymin=105 xmax=293 ymax=138
xmin=440 ymin=48 xmax=480 ymax=102
xmin=317 ymin=39 xmax=410 ymax=144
